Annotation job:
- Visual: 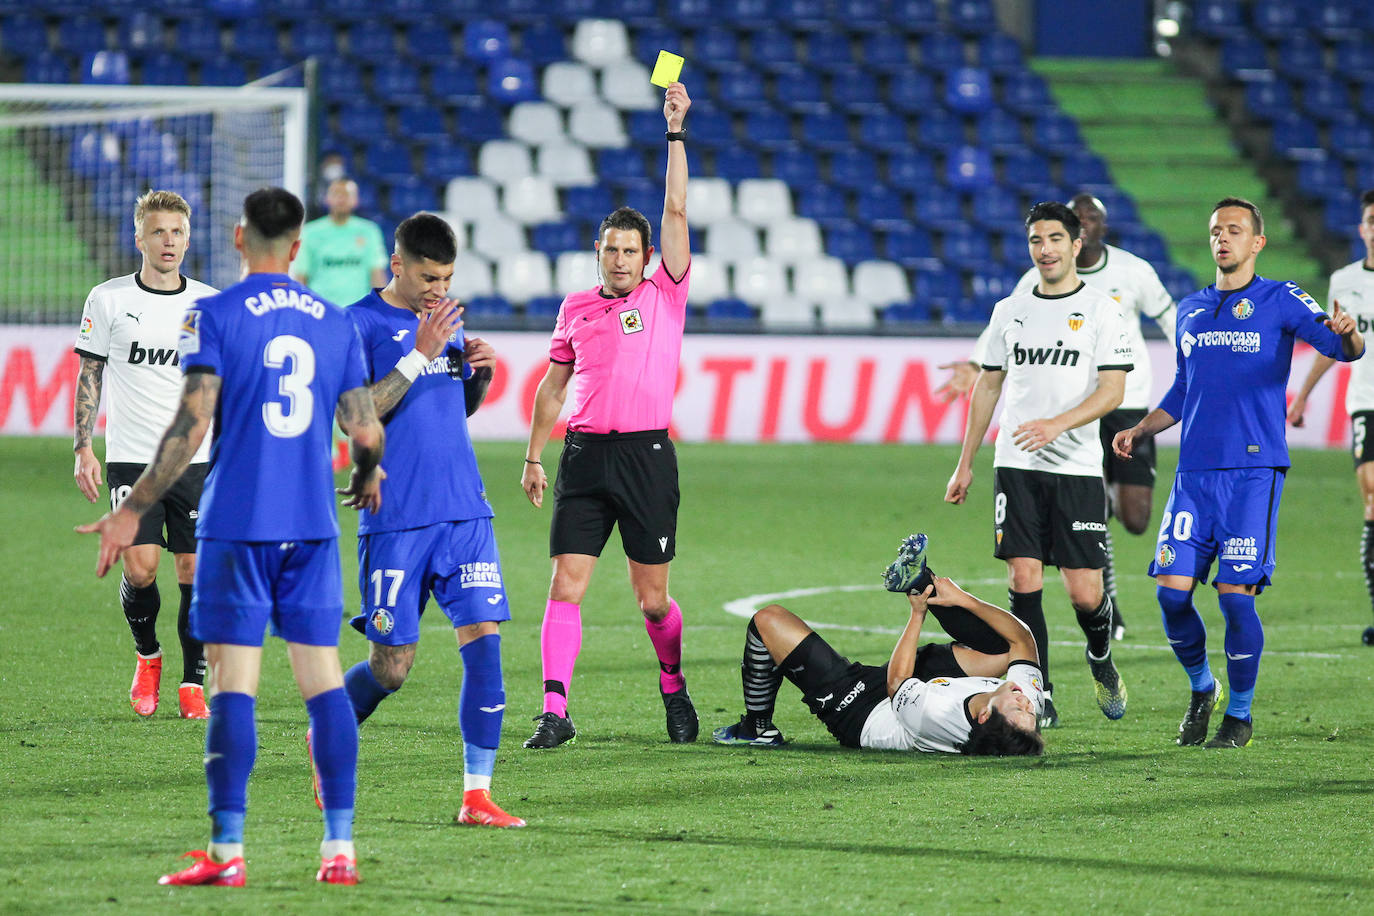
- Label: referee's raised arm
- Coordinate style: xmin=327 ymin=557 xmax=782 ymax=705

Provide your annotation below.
xmin=660 ymin=81 xmax=691 ymax=281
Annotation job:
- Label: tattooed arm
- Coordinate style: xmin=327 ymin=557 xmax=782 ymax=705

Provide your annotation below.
xmin=335 ymin=384 xmax=386 ymax=512
xmin=369 ymin=299 xmax=461 ymax=418
xmin=73 ymin=356 xmax=106 ymax=502
xmin=76 ymin=370 xmax=219 ymax=577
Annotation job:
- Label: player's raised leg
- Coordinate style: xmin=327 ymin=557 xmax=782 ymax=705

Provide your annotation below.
xmin=713 ymin=604 xmax=814 ymax=746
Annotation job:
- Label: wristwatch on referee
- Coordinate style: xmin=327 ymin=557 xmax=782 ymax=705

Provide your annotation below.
xmin=665 ymin=129 xmax=686 ymax=142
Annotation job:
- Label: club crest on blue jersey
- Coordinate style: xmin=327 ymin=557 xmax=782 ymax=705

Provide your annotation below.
xmin=1067 ymin=312 xmax=1085 ymax=331
xmin=1232 ymin=298 xmax=1254 ymax=320
xmin=619 ymin=308 xmax=644 ymax=334
xmin=1157 ymin=544 xmax=1176 ymax=567
xmin=369 ymin=608 xmax=395 ymax=635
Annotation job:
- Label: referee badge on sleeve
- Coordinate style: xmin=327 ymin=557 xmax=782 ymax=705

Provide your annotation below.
xmin=619 ymin=308 xmax=644 ymax=334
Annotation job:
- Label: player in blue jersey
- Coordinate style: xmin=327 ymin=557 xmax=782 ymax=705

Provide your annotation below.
xmin=79 ymin=188 xmax=386 ymax=886
xmin=1114 ymin=198 xmax=1363 ymax=749
xmin=328 ymin=212 xmax=524 ymax=828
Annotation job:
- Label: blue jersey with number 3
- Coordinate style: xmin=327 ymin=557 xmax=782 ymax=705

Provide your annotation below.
xmin=178 ymin=272 xmax=366 ymax=540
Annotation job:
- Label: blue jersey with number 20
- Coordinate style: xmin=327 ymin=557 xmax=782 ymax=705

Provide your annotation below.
xmin=178 ymin=272 xmax=366 ymax=541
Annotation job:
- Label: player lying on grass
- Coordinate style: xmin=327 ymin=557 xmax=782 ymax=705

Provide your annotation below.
xmin=713 ymin=534 xmax=1045 ymax=756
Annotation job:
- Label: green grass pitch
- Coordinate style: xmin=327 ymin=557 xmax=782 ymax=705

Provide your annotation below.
xmin=3 ymin=435 xmax=1374 ymax=913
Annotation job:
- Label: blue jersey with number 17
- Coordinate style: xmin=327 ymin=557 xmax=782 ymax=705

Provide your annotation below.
xmin=178 ymin=272 xmax=366 ymax=541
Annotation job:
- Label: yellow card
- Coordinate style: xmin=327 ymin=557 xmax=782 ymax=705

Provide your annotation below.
xmin=650 ymin=50 xmax=684 ymax=88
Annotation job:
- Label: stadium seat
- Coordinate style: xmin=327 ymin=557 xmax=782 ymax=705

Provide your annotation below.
xmin=471 ymin=215 xmax=529 ymax=262
xmin=345 ymin=23 xmax=393 ymax=63
xmin=806 ymin=32 xmax=855 ymax=72
xmin=562 ymin=183 xmax=614 ymax=224
xmin=137 ymin=52 xmax=188 ymax=86
xmin=599 ymin=61 xmax=658 ymax=111
xmin=886 ymin=150 xmax=938 ymax=189
xmin=69 ymin=130 xmax=121 ymax=180
xmin=1314 ymin=0 xmax=1361 ymax=39
xmin=1334 ymin=40 xmax=1374 ymax=84
xmin=1252 ymin=0 xmax=1301 ymax=40
xmin=365 ymin=140 xmax=414 ymax=183
xmin=405 ymin=23 xmax=453 ymax=57
xmin=915 ymin=111 xmax=965 ymax=150
xmin=774 ymin=65 xmax=829 ymax=114
xmin=1272 ymin=115 xmax=1324 ymax=160
xmin=704 ymin=298 xmax=759 ymax=327
xmin=719 ymin=0 xmax=774 ymax=29
xmin=692 ymin=26 xmax=742 ymax=69
xmin=625 ymin=110 xmax=665 ymax=145
xmin=797 ymin=185 xmax=851 ymax=227
xmin=620 ymin=179 xmax=663 ymax=220
xmin=555 ymin=250 xmax=600 ymax=291
xmin=445 ymin=175 xmax=502 ymax=222
xmin=1295 ymin=158 xmax=1348 ymax=199
xmin=827 ymin=67 xmax=886 ymax=115
xmin=509 ymin=102 xmax=565 ymax=145
xmin=715 ymin=148 xmax=763 ymax=181
xmin=128 ymin=130 xmax=180 ymax=177
xmin=461 ymin=295 xmax=516 ymax=321
xmin=743 ymin=110 xmax=794 ymax=150
xmin=970 ymin=268 xmax=1020 ymax=310
xmin=835 ymin=0 xmax=890 ymax=32
xmin=1218 ymin=36 xmax=1272 ymax=82
xmin=1243 ymin=80 xmax=1296 ymax=122
xmin=915 ymin=187 xmax=965 ymax=230
xmin=971 ymin=185 xmax=1023 ymax=229
xmin=771 ymin=147 xmax=820 ymax=185
xmin=794 ymin=255 xmax=851 ymax=301
xmin=717 ymin=66 xmax=768 ymax=110
xmin=685 ymin=177 xmax=734 ymax=224
xmin=1001 ymin=74 xmax=1055 ymax=115
xmin=687 ymin=109 xmax=735 ymax=149
xmin=801 ymin=112 xmax=852 ymax=151
xmin=503 ymin=175 xmax=562 ymax=224
xmin=55 ymin=16 xmax=107 ymax=56
xmin=882 ymin=301 xmax=933 ymax=325
xmin=1031 ymin=113 xmax=1083 ymax=155
xmin=336 ymin=103 xmax=387 ymax=138
xmin=1330 ymin=120 xmax=1374 ymax=161
xmin=536 ymin=140 xmax=596 ymax=187
xmin=524 ymin=294 xmax=563 ymax=326
xmin=829 ymin=149 xmax=880 ymax=191
xmin=686 ymin=256 xmax=730 ymax=305
xmin=551 ymin=0 xmax=599 ymax=24
xmin=1303 ymin=76 xmax=1352 ymax=124
xmin=172 ymin=19 xmax=222 ymax=60
xmin=774 ymin=0 xmax=831 ymax=30
xmin=386 ymin=178 xmax=441 ymax=220
xmin=521 ymin=22 xmax=568 ymax=66
xmin=732 ymin=255 xmax=788 ymax=306
xmin=945 ymin=67 xmax=994 ymax=115
xmin=765 ymin=217 xmax=824 ymax=262
xmin=816 ymin=299 xmax=876 ymax=329
xmin=199 ymin=56 xmax=248 ymax=87
xmin=759 ymin=296 xmax=817 ymax=328
xmin=941 ymin=225 xmax=994 ymax=270
xmin=231 ymin=20 xmax=280 ymax=60
xmin=750 ymin=31 xmax=799 ymax=70
xmin=487 ymin=59 xmax=540 ymax=105
xmin=317 ymin=60 xmax=364 ymax=103
xmin=117 ymin=12 xmax=164 ymax=54
xmin=862 ymin=34 xmax=912 ymax=73
xmin=373 ymin=60 xmax=422 ymax=100
xmin=597 ymin=147 xmax=648 ymax=186
xmin=979 ymin=33 xmax=1024 ymax=75
xmin=568 ymin=102 xmax=627 ymax=148
xmin=706 ymin=218 xmax=763 ymax=262
xmin=825 ymin=223 xmax=877 ymax=265
xmin=422 ymin=144 xmax=472 ymax=182
xmin=429 ymin=61 xmax=483 ymax=107
xmin=463 ymin=20 xmax=511 ymax=61
xmin=396 ymin=105 xmax=449 ymax=143
xmin=948 ymin=0 xmax=997 ymax=34
xmin=1191 ymin=0 xmax=1247 ymax=39
xmin=1 ymin=15 xmax=47 ymax=56
xmin=1061 ymin=150 xmax=1112 ymax=186
xmin=448 ymin=251 xmax=495 ymax=299
xmin=919 ymin=33 xmax=965 ymax=72
xmin=945 ymin=144 xmax=995 ymax=191
xmin=82 ymin=51 xmax=130 ymax=85
xmin=943 ymin=298 xmax=990 ymax=324
xmin=1275 ymin=36 xmax=1323 ymax=80
xmin=570 ymin=19 xmax=629 ymax=67
xmin=852 ymin=260 xmax=911 ymax=306
xmin=1000 ymin=149 xmax=1052 ymax=193
xmin=855 ymin=185 xmax=910 ymax=229
xmin=529 ymin=220 xmax=583 ymax=257
xmin=887 ymin=70 xmax=939 ymax=114
xmin=977 ymin=108 xmax=1025 ymax=153
xmin=857 ymin=113 xmax=910 ymax=154
xmin=476 ymin=140 xmax=532 ymax=183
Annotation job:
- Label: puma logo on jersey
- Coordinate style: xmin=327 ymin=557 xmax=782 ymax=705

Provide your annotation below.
xmin=392 ymin=329 xmax=409 ymax=341
xmin=124 ymin=312 xmax=141 ymax=323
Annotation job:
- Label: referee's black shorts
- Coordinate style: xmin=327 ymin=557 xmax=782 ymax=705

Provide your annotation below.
xmin=550 ymin=428 xmax=679 ymax=564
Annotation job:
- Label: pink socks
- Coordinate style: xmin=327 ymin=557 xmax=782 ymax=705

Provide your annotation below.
xmin=645 ymin=600 xmax=685 ymax=694
xmin=540 ymin=600 xmax=582 ymax=718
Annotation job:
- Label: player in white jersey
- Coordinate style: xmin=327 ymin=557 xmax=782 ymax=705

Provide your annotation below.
xmin=1287 ymin=189 xmax=1374 ymax=644
xmin=940 ymin=194 xmax=1176 ymax=641
xmin=946 ymin=201 xmax=1132 ymax=729
xmin=711 ymin=533 xmax=1043 ymax=756
xmin=72 ymin=190 xmax=218 ymax=719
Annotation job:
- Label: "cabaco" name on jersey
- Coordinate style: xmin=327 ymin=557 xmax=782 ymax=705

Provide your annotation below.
xmin=244 ymin=288 xmax=325 ymax=319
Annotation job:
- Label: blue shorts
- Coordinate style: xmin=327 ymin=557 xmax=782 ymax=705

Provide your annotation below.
xmin=1148 ymin=468 xmax=1285 ymax=592
xmin=191 ymin=538 xmax=344 ymax=647
xmin=351 ymin=519 xmax=512 ymax=646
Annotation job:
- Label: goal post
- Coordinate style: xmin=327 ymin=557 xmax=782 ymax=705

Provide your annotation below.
xmin=0 ymin=83 xmax=309 ymax=324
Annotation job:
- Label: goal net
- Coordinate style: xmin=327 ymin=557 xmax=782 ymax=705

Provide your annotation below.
xmin=0 ymin=82 xmax=308 ymax=324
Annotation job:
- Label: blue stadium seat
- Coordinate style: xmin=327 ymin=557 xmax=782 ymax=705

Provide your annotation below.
xmin=1354 ymin=236 xmax=1369 ymax=263
xmin=855 ymin=185 xmax=910 ymax=229
xmin=138 ymin=52 xmax=188 ymax=86
xmin=948 ymin=0 xmax=996 ymax=34
xmin=916 ymin=187 xmax=964 ymax=230
xmin=405 ymin=24 xmax=453 ymax=58
xmin=945 ymin=144 xmax=994 ymax=191
xmin=834 ymin=0 xmax=889 ymax=31
xmin=971 ymin=268 xmax=1020 ymax=309
xmin=718 ymin=66 xmax=768 ymax=110
xmin=1334 ymin=40 xmax=1374 ymax=83
xmin=943 ymin=298 xmax=989 ymax=324
xmin=290 ymin=21 xmax=336 ymax=57
xmin=882 ymin=226 xmax=938 ymax=270
xmin=1355 ymin=83 xmax=1374 ymax=119
xmin=199 ymin=55 xmax=248 ymax=86
xmin=1331 ymin=119 xmax=1374 ymax=161
xmin=551 ymin=0 xmax=597 ymax=25
xmin=173 ymin=18 xmax=223 ymax=60
xmin=1 ymin=14 xmax=47 ymax=56
xmin=373 ymin=60 xmax=422 ymax=100
xmin=1243 ymin=80 xmax=1296 ymax=121
xmin=530 ymin=221 xmax=582 ymax=257
xmin=385 ymin=178 xmax=440 ymax=219
xmin=336 ymin=103 xmax=387 ymax=138
xmin=945 ymin=66 xmax=994 ymax=114
xmin=770 ymin=147 xmax=819 ymax=185
xmin=209 ymin=0 xmax=260 ymax=17
xmin=1000 ymin=149 xmax=1052 ymax=193
xmin=1001 ymin=74 xmax=1055 ymax=115
xmin=718 ymin=0 xmax=773 ymax=29
xmin=1115 ymin=227 xmax=1169 ymax=264
xmin=1324 ymin=194 xmax=1360 ymax=233
xmin=797 ymin=185 xmax=850 ymax=226
xmin=890 ymin=0 xmax=939 ymax=31
xmin=801 ymin=112 xmax=852 ymax=151
xmin=496 ymin=0 xmax=545 ymax=24
xmin=826 ymin=222 xmax=878 ymax=265
xmin=1251 ymin=0 xmax=1301 ymax=41
xmin=128 ymin=130 xmax=180 ymax=177
xmin=914 ymin=267 xmax=963 ymax=307
xmin=749 ymin=30 xmax=797 ymax=70
xmin=806 ymin=32 xmax=854 ymax=72
xmin=267 ymin=0 xmax=315 ymax=21
xmin=82 ymin=50 xmax=130 ymax=85
xmin=348 ymin=23 xmax=394 ymax=63
xmin=915 ymin=111 xmax=965 ymax=150
xmin=743 ymin=110 xmax=794 ymax=150
xmin=463 ymin=295 xmax=516 ymax=319
xmin=632 ymin=25 xmax=677 ymax=67
xmin=1191 ymin=0 xmax=1247 ymax=39
xmin=563 ymin=184 xmax=614 ymax=222
xmin=464 ymin=20 xmax=511 ymax=61
xmin=774 ymin=0 xmax=830 ymax=30
xmin=1295 ymin=157 xmax=1348 ymax=198
xmin=941 ymin=225 xmax=992 ymax=269
xmin=994 ymin=227 xmax=1029 ymax=265
xmin=691 ymin=110 xmax=735 ymax=149
xmin=1303 ymin=75 xmax=1352 ymax=123
xmin=862 ymin=33 xmax=911 ymax=73
xmin=230 ymin=20 xmax=279 ymax=59
xmin=705 ymin=298 xmax=758 ymax=326
xmin=714 ymin=147 xmax=763 ymax=180
xmin=521 ymin=23 xmax=567 ymax=65
xmin=919 ymin=33 xmax=965 ymax=72
xmin=976 ymin=108 xmax=1024 ymax=153
xmin=827 ymin=66 xmax=886 ymax=114
xmin=621 ymin=180 xmax=662 ymax=219
xmin=56 ymin=16 xmax=107 ymax=55
xmin=1218 ymin=35 xmax=1272 ymax=82
xmin=1314 ymin=0 xmax=1361 ymax=39
xmin=666 ymin=0 xmax=717 ymax=28
xmin=882 ymin=301 xmax=933 ymax=324
xmin=887 ymin=69 xmax=939 ymax=114
xmin=1272 ymin=114 xmax=1324 ymax=160
xmin=625 ymin=110 xmax=666 ymax=145
xmin=366 ymin=141 xmax=414 ymax=183
xmin=69 ymin=129 xmax=121 ymax=180
xmin=978 ymin=33 xmax=1023 ymax=75
xmin=453 ymin=104 xmax=508 ymax=143
xmin=396 ymin=104 xmax=450 ymax=143
xmin=1275 ymin=36 xmax=1323 ymax=80
xmin=886 ymin=150 xmax=937 ymax=189
xmin=117 ymin=12 xmax=164 ymax=54
xmin=486 ymin=59 xmax=540 ymax=105
xmin=692 ymin=26 xmax=741 ymax=69
xmin=857 ymin=113 xmax=909 ymax=154
xmin=1031 ymin=113 xmax=1082 ymax=155
xmin=1060 ymin=150 xmax=1111 ymax=185
xmin=421 ymin=143 xmax=472 ymax=181
xmin=524 ymin=295 xmax=563 ymax=328
xmin=317 ymin=60 xmax=364 ymax=103
xmin=970 ymin=185 xmax=1022 ymax=229
xmin=434 ymin=63 xmax=485 ymax=107
xmin=774 ymin=65 xmax=828 ymax=113
xmin=596 ymin=148 xmax=648 ymax=185
xmin=1356 ymin=161 xmax=1374 ymax=190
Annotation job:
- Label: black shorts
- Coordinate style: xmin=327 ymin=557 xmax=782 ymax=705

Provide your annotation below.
xmin=1099 ymin=408 xmax=1156 ymax=487
xmin=781 ymin=634 xmax=966 ymax=748
xmin=1352 ymin=412 xmax=1374 ymax=468
xmin=550 ymin=429 xmax=679 ymax=564
xmin=993 ymin=466 xmax=1109 ymax=569
xmin=106 ymin=462 xmax=206 ymax=553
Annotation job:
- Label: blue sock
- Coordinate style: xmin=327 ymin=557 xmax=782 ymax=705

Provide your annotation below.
xmin=459 ymin=633 xmax=505 ymax=766
xmin=344 ymin=659 xmax=393 ymax=725
xmin=1157 ymin=585 xmax=1214 ymax=691
xmin=1218 ymin=592 xmax=1263 ymax=721
xmin=306 ymin=687 xmax=358 ymax=842
xmin=205 ymin=692 xmax=256 ymax=843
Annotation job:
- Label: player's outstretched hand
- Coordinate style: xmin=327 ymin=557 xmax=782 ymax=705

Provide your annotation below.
xmin=945 ymin=467 xmax=972 ymax=504
xmin=664 ymin=81 xmax=690 ymax=129
xmin=933 ymin=361 xmax=977 ymax=404
xmin=339 ymin=465 xmax=385 ymax=512
xmin=522 ymin=459 xmax=548 ymax=508
xmin=1012 ymin=418 xmax=1063 ymax=453
xmin=464 ymin=335 xmax=495 ymax=371
xmin=73 ymin=446 xmax=102 ymax=503
xmin=1327 ymin=299 xmax=1357 ymax=337
xmin=75 ymin=508 xmax=139 ymax=578
xmin=1286 ymin=392 xmax=1309 ymax=428
xmin=1112 ymin=427 xmax=1137 ymax=460
xmin=416 ymin=298 xmax=461 ymax=360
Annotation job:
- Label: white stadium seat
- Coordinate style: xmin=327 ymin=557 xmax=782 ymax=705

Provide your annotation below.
xmin=570 ymin=19 xmax=629 ymax=67
xmin=535 ymin=140 xmax=596 ymax=187
xmin=792 ymin=256 xmax=850 ymax=302
xmin=556 ymin=250 xmax=599 ymax=290
xmin=759 ymin=296 xmax=817 ymax=329
xmin=507 ymin=101 xmax=565 ymax=145
xmin=502 ymin=176 xmax=561 ymax=225
xmin=851 ymin=259 xmax=911 ymax=305
xmin=818 ymin=299 xmax=877 ymax=329
xmin=599 ymin=61 xmax=659 ymax=110
xmin=567 ymin=100 xmax=627 ymax=148
xmin=685 ymin=177 xmax=734 ymax=225
xmin=496 ymin=251 xmax=554 ymax=302
xmin=476 ymin=139 xmax=532 ymax=183
xmin=541 ymin=61 xmax=599 ymax=108
xmin=735 ymin=178 xmax=793 ymax=226
xmin=732 ymin=256 xmax=788 ymax=306
xmin=704 ymin=218 xmax=761 ymax=263
xmin=685 ymin=254 xmax=729 ymax=305
xmin=443 ymin=176 xmax=501 ymax=224
xmin=764 ymin=217 xmax=823 ymax=262
xmin=469 ymin=214 xmax=527 ymax=262
xmin=448 ymin=251 xmax=495 ymax=299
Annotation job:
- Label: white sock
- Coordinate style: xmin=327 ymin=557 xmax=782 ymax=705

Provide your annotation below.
xmin=207 ymin=841 xmax=243 ymax=862
xmin=463 ymin=773 xmax=491 ymax=793
xmin=320 ymin=839 xmax=355 ymax=860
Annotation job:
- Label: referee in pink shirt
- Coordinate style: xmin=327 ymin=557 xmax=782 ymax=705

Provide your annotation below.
xmin=520 ymin=81 xmax=694 ymax=748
